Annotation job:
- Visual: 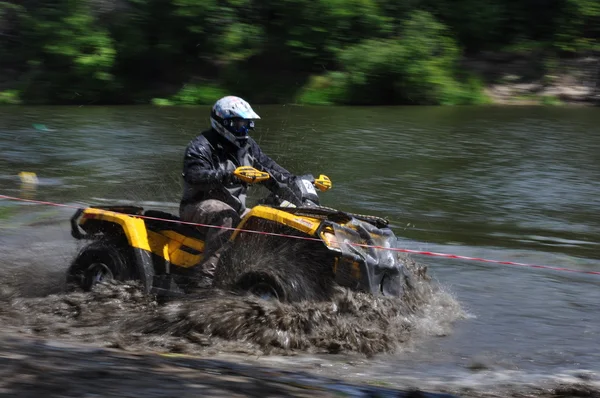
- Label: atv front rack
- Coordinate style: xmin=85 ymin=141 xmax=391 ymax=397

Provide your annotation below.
xmin=277 ymin=205 xmax=389 ymax=229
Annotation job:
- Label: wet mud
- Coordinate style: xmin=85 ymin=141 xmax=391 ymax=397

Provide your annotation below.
xmin=1 ymin=251 xmax=599 ymax=397
xmin=0 ymin=255 xmax=461 ymax=357
xmin=0 ymin=249 xmax=463 ymax=397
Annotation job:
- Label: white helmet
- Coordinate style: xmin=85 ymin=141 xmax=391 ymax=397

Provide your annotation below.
xmin=210 ymin=96 xmax=260 ymax=145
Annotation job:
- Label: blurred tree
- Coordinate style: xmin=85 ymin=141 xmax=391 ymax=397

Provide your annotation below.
xmin=0 ymin=2 xmax=26 ymax=62
xmin=554 ymin=0 xmax=600 ymax=52
xmin=1 ymin=0 xmax=116 ymax=103
xmin=0 ymin=0 xmax=597 ymax=104
xmin=264 ymin=0 xmax=386 ymax=68
xmin=337 ymin=11 xmax=465 ymax=104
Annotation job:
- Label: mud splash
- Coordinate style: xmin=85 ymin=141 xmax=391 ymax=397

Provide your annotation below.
xmin=2 ymin=255 xmax=600 ymax=397
xmin=0 ymin=255 xmax=463 ymax=357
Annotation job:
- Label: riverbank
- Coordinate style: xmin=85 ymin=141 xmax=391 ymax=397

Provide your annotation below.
xmin=464 ymin=52 xmax=600 ymax=105
xmin=3 ymin=1 xmax=599 ymax=107
xmin=151 ymin=53 xmax=600 ymax=107
xmin=1 ymin=54 xmax=598 ymax=107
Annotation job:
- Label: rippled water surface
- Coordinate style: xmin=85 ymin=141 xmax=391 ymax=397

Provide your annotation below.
xmin=1 ymin=105 xmax=600 ymax=394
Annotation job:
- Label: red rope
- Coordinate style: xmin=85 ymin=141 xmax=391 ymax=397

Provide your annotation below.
xmin=2 ymin=194 xmax=599 ymax=276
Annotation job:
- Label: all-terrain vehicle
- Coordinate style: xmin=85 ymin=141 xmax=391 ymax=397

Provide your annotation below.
xmin=67 ymin=167 xmax=408 ymax=301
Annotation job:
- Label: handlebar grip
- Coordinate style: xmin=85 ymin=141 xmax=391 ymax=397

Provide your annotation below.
xmin=314 ymin=174 xmax=332 ymax=192
xmin=233 ymin=166 xmax=271 ymax=184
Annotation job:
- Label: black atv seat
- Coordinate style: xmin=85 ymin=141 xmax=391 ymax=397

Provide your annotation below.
xmin=143 ymin=210 xmax=206 ymax=241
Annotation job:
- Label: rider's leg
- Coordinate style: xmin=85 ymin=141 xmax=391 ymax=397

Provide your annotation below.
xmin=180 ymin=199 xmax=241 ymax=277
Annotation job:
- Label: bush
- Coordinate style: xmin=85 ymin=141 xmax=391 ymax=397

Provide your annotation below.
xmin=295 ymin=73 xmax=348 ymax=105
xmin=151 ymin=98 xmax=175 ymax=106
xmin=170 ymin=84 xmax=228 ymax=105
xmin=540 ymin=95 xmax=562 ymax=106
xmin=0 ymin=90 xmax=21 ymax=105
xmin=329 ymin=11 xmax=488 ymax=105
xmin=443 ymin=74 xmax=493 ymax=105
xmin=4 ymin=0 xmax=596 ymax=105
xmin=17 ymin=2 xmax=117 ymax=103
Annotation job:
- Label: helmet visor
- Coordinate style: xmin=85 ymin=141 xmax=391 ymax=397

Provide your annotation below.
xmin=228 ymin=118 xmax=255 ymax=135
xmin=232 ymin=118 xmax=253 ymax=130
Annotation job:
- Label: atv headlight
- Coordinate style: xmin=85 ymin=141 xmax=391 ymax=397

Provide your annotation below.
xmin=321 ymin=231 xmax=339 ymax=249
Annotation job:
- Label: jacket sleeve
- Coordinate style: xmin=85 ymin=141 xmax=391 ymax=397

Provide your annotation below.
xmin=181 ymin=139 xmax=226 ymax=190
xmin=249 ymin=139 xmax=294 ymax=186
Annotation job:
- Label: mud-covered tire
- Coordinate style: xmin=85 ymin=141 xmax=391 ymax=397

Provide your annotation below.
xmin=213 ymin=231 xmax=334 ymax=302
xmin=67 ymin=239 xmax=135 ymax=291
xmin=235 ymin=272 xmax=284 ymax=301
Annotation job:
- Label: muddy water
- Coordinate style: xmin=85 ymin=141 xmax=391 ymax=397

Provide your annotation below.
xmin=0 ymin=224 xmax=466 ymax=397
xmin=1 ymin=105 xmax=600 ymax=396
xmin=0 ymin=215 xmax=458 ymax=357
xmin=0 ymin=259 xmax=455 ymax=357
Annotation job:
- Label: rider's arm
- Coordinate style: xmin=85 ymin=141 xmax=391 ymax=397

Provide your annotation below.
xmin=248 ymin=139 xmax=294 ymax=185
xmin=181 ymin=140 xmax=228 ymax=189
xmin=248 ymin=139 xmax=303 ymax=205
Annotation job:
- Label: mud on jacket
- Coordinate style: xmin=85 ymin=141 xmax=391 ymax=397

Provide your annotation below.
xmin=180 ymin=129 xmax=295 ymax=213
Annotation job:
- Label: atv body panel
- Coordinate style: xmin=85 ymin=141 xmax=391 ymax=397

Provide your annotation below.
xmin=69 ymin=203 xmax=403 ymax=300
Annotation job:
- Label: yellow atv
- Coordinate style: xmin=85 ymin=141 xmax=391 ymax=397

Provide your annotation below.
xmin=67 ymin=167 xmax=407 ymax=301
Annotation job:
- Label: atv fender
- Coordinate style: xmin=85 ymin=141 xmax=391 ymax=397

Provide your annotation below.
xmin=71 ymin=208 xmax=155 ymax=293
xmin=132 ymin=248 xmax=154 ymax=294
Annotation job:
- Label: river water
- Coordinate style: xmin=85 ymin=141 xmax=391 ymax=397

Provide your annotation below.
xmin=1 ymin=105 xmax=600 ymax=395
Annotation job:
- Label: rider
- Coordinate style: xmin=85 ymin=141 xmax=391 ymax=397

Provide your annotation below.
xmin=179 ymin=96 xmax=296 ymax=279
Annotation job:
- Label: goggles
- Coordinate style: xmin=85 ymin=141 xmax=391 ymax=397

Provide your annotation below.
xmin=226 ymin=118 xmax=255 ymax=135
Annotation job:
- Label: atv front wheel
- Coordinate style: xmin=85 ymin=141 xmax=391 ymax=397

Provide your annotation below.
xmin=213 ymin=225 xmax=334 ymax=302
xmin=237 ymin=272 xmax=283 ymax=301
xmin=67 ymin=239 xmax=135 ymax=291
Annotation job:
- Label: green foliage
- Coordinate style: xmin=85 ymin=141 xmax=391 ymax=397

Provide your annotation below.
xmin=436 ymin=0 xmax=507 ymax=53
xmin=0 ymin=90 xmax=21 ymax=105
xmin=170 ymin=84 xmax=228 ymax=105
xmin=540 ymin=95 xmax=562 ymax=106
xmin=0 ymin=0 xmax=597 ymax=105
xmin=296 ymin=11 xmax=493 ymax=106
xmin=0 ymin=2 xmax=28 ymax=69
xmin=295 ymin=73 xmax=347 ymax=105
xmin=151 ymin=98 xmax=175 ymax=106
xmin=290 ymin=0 xmax=386 ymax=63
xmin=173 ymin=0 xmax=265 ymax=64
xmin=554 ymin=0 xmax=600 ymax=52
xmin=8 ymin=1 xmax=117 ymax=103
xmin=333 ymin=11 xmax=482 ymax=105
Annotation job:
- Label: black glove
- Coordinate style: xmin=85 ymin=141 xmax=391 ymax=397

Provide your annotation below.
xmin=219 ymin=170 xmax=242 ymax=186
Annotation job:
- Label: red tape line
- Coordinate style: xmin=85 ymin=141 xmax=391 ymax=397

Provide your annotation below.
xmin=2 ymin=194 xmax=599 ymax=276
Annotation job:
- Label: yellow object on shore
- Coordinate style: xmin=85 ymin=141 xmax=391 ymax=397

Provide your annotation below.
xmin=18 ymin=172 xmax=39 ymax=185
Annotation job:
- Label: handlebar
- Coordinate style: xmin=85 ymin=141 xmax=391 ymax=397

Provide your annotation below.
xmin=233 ymin=166 xmax=271 ymax=184
xmin=314 ymin=174 xmax=332 ymax=192
xmin=234 ymin=166 xmax=332 ymax=191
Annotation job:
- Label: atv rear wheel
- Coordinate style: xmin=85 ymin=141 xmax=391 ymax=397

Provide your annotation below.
xmin=67 ymin=239 xmax=135 ymax=291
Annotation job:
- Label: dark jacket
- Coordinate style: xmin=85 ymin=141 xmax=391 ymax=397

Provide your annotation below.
xmin=180 ymin=129 xmax=295 ymax=213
